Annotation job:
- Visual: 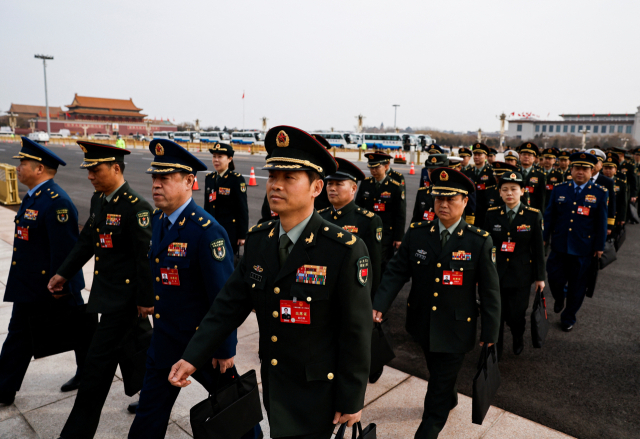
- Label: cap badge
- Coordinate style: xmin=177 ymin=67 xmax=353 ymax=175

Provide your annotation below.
xmin=580 ymin=154 xmax=586 ymax=158
xmin=510 ymin=173 xmax=516 ymax=179
xmin=431 ymin=157 xmax=437 ymax=163
xmin=276 ymin=130 xmax=290 ymax=148
xmin=527 ymin=143 xmax=531 ymax=148
xmin=440 ymin=171 xmax=449 ymax=181
xmin=155 ymin=144 xmax=165 ymax=156
xmin=79 ymin=144 xmax=87 ymax=153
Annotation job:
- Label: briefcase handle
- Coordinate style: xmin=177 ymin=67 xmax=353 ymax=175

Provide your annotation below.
xmin=476 ymin=345 xmax=497 ymax=379
xmin=335 ymin=421 xmax=364 ymax=439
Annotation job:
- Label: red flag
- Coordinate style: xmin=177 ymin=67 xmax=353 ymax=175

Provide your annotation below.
xmin=242 ymin=91 xmax=245 ymax=99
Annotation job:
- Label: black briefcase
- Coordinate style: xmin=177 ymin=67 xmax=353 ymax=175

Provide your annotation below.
xmin=335 ymin=421 xmax=376 ymax=439
xmin=614 ymin=225 xmax=626 ymax=251
xmin=598 ymin=239 xmax=617 ymax=270
xmin=117 ymin=316 xmax=153 ymax=397
xmin=531 ymin=288 xmax=549 ymax=348
xmin=370 ymin=320 xmax=396 ymax=375
xmin=190 ymin=369 xmax=263 ymax=439
xmin=472 ymin=345 xmax=500 ymax=425
xmin=29 ymin=304 xmax=98 ymax=359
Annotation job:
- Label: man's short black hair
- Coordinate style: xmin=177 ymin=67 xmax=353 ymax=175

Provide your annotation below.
xmin=305 ymin=170 xmax=322 ymax=184
xmin=110 ymin=161 xmax=126 ymax=173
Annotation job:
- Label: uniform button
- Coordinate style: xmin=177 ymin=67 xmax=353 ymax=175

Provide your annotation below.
xmin=570 ymin=219 xmax=573 ymax=222
xmin=271 ymin=359 xmax=278 ymax=366
xmin=271 ymin=336 xmax=277 ymax=342
xmin=569 ymin=228 xmax=572 ymax=231
xmin=155 ymin=314 xmax=160 ymax=319
xmin=432 ymin=306 xmax=437 ymax=311
xmin=334 ymin=216 xmax=338 ymax=220
xmin=435 ymin=278 xmax=440 ymax=283
xmin=437 ymin=263 xmax=441 ymax=267
xmin=155 ymin=295 xmax=160 ymax=300
xmin=507 ymin=232 xmax=510 ymax=236
xmin=460 ymin=268 xmax=464 ymax=271
xmin=434 ymin=293 xmax=438 ymax=297
xmin=274 ymin=287 xmax=280 ymax=294
xmin=233 ymin=219 xmax=236 ymax=222
xmin=96 ymin=242 xmax=100 ymax=247
xmin=506 ymin=258 xmax=509 ymax=262
xmin=272 ymin=311 xmax=279 ymax=318
xmin=12 ymin=261 xmax=16 ymax=266
xmin=417 ymin=261 xmax=420 ymax=264
xmin=14 ymin=234 xmax=17 ymax=238
xmin=96 ymin=228 xmax=99 ymax=232
xmin=13 ymin=247 xmax=16 ymax=251
xmin=156 ymin=277 xmax=160 ymax=282
xmin=95 ymin=271 xmax=98 ymax=275
xmin=324 ymin=227 xmax=329 ymax=231
xmin=327 ymin=373 xmax=334 ymax=380
xmin=155 ymin=258 xmax=159 ymax=263
xmin=41 ymin=270 xmax=46 ymax=274
xmin=307 ymin=297 xmax=312 ymax=302
xmin=467 ymin=317 xmax=471 ymax=322
xmin=15 ymin=220 xmax=19 ymax=224
xmin=573 ymin=202 xmax=577 ymax=205
xmin=96 ymin=257 xmax=99 ymax=261
xmin=252 ymin=284 xmax=255 ymax=288
xmin=126 ymin=279 xmax=130 ymax=284
xmin=407 ymin=303 xmax=411 ymax=307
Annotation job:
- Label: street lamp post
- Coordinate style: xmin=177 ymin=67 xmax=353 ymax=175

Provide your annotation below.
xmin=34 ymin=54 xmax=54 ymax=135
xmin=477 ymin=128 xmax=482 ymax=143
xmin=8 ymin=113 xmax=18 ymax=134
xmin=392 ymin=105 xmax=400 ymax=131
xmin=580 ymin=128 xmax=590 ymax=149
xmin=28 ymin=119 xmax=36 ymax=134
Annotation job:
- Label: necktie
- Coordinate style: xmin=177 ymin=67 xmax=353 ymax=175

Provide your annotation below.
xmin=575 ymin=186 xmax=581 ymax=197
xmin=508 ymin=211 xmax=515 ymax=224
xmin=160 ymin=216 xmax=171 ymax=240
xmin=279 ymin=234 xmax=292 ymax=268
xmin=441 ymin=229 xmax=450 ymax=247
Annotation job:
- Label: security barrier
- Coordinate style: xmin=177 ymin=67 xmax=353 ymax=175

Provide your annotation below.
xmin=0 ymin=163 xmax=21 ymax=205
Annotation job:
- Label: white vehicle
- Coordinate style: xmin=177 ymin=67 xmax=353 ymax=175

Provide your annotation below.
xmin=362 ymin=133 xmax=402 ymax=150
xmin=231 ymin=131 xmax=264 ymax=146
xmin=93 ymin=133 xmax=112 ymax=140
xmin=310 ymin=133 xmax=354 ymax=149
xmin=346 ymin=133 xmax=362 ymax=146
xmin=59 ymin=129 xmax=71 ymax=137
xmin=49 ymin=133 xmax=64 ymax=139
xmin=200 ymin=131 xmax=231 ymax=144
xmin=173 ymin=131 xmax=200 ymax=143
xmin=28 ymin=131 xmax=50 ymax=143
xmin=152 ymin=131 xmax=175 ymax=140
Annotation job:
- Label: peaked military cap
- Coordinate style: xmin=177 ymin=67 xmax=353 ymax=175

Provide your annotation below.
xmin=610 ymin=147 xmax=627 ymax=153
xmin=311 ymin=134 xmax=331 ymax=150
xmin=518 ymin=142 xmax=539 ymax=156
xmin=489 ymin=148 xmax=498 ymax=156
xmin=14 ymin=137 xmax=66 ymax=169
xmin=430 ymin=167 xmax=475 ymax=197
xmin=457 ymin=147 xmax=472 ymax=157
xmin=570 ymin=152 xmax=597 ymax=168
xmin=472 ymin=143 xmax=489 ymax=155
xmin=208 ymin=142 xmax=234 ymax=157
xmin=77 ymin=141 xmax=130 ymax=168
xmin=364 ymin=151 xmax=392 ymax=168
xmin=498 ymin=170 xmax=524 ymax=188
xmin=557 ymin=150 xmax=571 ymax=159
xmin=587 ymin=147 xmax=606 ymax=161
xmin=541 ymin=148 xmax=558 ymax=158
xmin=425 ymin=153 xmax=449 ymax=169
xmin=492 ymin=161 xmax=519 ymax=175
xmin=326 ymin=157 xmax=365 ymax=182
xmin=263 ymin=126 xmax=337 ymax=177
xmin=428 ymin=144 xmax=444 ymax=154
xmin=504 ymin=150 xmax=520 ymax=161
xmin=633 ymin=147 xmax=640 ymax=155
xmin=603 ymin=152 xmax=619 ymax=167
xmin=147 ymin=139 xmax=207 ymax=174
xmin=447 ymin=156 xmax=463 ymax=169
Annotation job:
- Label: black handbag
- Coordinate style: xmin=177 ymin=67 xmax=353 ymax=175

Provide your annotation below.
xmin=370 ymin=320 xmax=396 ymax=375
xmin=335 ymin=421 xmax=376 ymax=439
xmin=29 ymin=304 xmax=98 ymax=359
xmin=117 ymin=316 xmax=153 ymax=397
xmin=472 ymin=345 xmax=500 ymax=425
xmin=190 ymin=369 xmax=263 ymax=439
xmin=530 ymin=287 xmax=549 ymax=348
xmin=614 ymin=225 xmax=626 ymax=251
xmin=598 ymin=239 xmax=617 ymax=270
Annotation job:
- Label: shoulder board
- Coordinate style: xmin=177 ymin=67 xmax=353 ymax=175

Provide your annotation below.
xmin=593 ymin=184 xmax=607 ymax=192
xmin=206 ymin=172 xmax=213 ymax=177
xmin=321 ymin=222 xmax=358 ymax=246
xmin=130 ymin=197 xmax=139 ymax=204
xmin=418 ymin=186 xmax=428 ymax=191
xmin=50 ymin=191 xmax=59 ymax=199
xmin=467 ymin=224 xmax=490 ymax=238
xmin=248 ymin=221 xmax=276 ymax=234
xmin=317 ymin=207 xmax=330 ymax=213
xmin=153 ymin=208 xmax=162 ymax=216
xmin=366 ymin=177 xmax=374 ymax=182
xmin=233 ymin=172 xmax=241 ymax=177
xmin=390 ymin=179 xmax=400 ymax=186
xmin=185 ymin=207 xmax=212 ymax=228
xmin=392 ymin=170 xmax=403 ymax=177
xmin=525 ymin=206 xmax=540 ymax=213
xmin=487 ymin=206 xmax=500 ymax=211
xmin=409 ymin=221 xmax=432 ymax=229
xmin=559 ymin=181 xmax=570 ymax=186
xmin=356 ymin=208 xmax=372 ymax=218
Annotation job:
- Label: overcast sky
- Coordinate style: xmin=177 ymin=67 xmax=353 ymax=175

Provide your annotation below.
xmin=1 ymin=0 xmax=639 ymax=133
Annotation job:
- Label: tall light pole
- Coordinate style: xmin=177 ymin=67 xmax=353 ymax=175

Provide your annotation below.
xmin=34 ymin=54 xmax=54 ymax=135
xmin=392 ymin=105 xmax=400 ymax=131
xmin=580 ymin=128 xmax=590 ymax=149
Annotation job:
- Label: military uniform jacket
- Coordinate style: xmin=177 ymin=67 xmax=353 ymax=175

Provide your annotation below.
xmin=484 ymin=205 xmax=545 ymax=289
xmin=520 ymin=167 xmax=547 ymax=212
xmin=619 ymin=160 xmax=638 ymax=198
xmin=387 ymin=167 xmax=406 ymax=197
xmin=204 ymin=170 xmax=249 ymax=246
xmin=545 ymin=168 xmax=568 ymax=200
xmin=57 ymin=182 xmax=154 ymax=314
xmin=148 ymin=199 xmax=237 ymax=368
xmin=182 ymin=212 xmax=372 ymax=437
xmin=543 ymin=182 xmax=608 ymax=256
xmin=372 ymin=219 xmax=501 ymax=353
xmin=593 ymin=173 xmax=616 ymax=229
xmin=412 ymin=186 xmax=435 ymax=223
xmin=464 ymin=164 xmax=496 ymax=227
xmin=6 ymin=180 xmax=85 ymax=304
xmin=612 ymin=176 xmax=628 ymax=223
xmin=319 ymin=201 xmax=383 ymax=294
xmin=355 ymin=176 xmax=406 ymax=243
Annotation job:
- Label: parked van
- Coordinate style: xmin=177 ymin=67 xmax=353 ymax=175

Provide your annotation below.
xmin=28 ymin=132 xmax=50 ymax=143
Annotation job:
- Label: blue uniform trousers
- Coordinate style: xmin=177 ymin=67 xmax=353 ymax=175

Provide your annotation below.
xmin=0 ymin=300 xmax=88 ymax=398
xmin=546 ymin=251 xmax=592 ymax=326
xmin=129 ymin=355 xmax=262 ymax=439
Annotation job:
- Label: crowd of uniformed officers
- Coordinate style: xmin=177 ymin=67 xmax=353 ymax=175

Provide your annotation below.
xmin=0 ymin=131 xmax=637 ymax=439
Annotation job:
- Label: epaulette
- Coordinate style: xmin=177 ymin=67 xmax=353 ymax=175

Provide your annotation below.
xmin=525 ymin=206 xmax=540 ymax=213
xmin=390 ymin=179 xmax=401 ymax=186
xmin=356 ymin=208 xmax=374 ymax=218
xmin=321 ymin=222 xmax=358 ymax=246
xmin=366 ymin=177 xmax=374 ymax=182
xmin=188 ymin=209 xmax=213 ymax=228
xmin=594 ymin=184 xmax=607 ymax=192
xmin=409 ymin=221 xmax=432 ymax=229
xmin=418 ymin=186 xmax=428 ymax=191
xmin=317 ymin=207 xmax=330 ymax=213
xmin=558 ymin=181 xmax=570 ymax=186
xmin=233 ymin=172 xmax=241 ymax=177
xmin=467 ymin=224 xmax=490 ymax=238
xmin=206 ymin=172 xmax=214 ymax=177
xmin=487 ymin=206 xmax=500 ymax=211
xmin=50 ymin=192 xmax=59 ymax=199
xmin=152 ymin=208 xmax=162 ymax=216
xmin=247 ymin=221 xmax=276 ymax=234
xmin=392 ymin=170 xmax=403 ymax=177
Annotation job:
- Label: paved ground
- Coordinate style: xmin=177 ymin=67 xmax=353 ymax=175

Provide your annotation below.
xmin=0 ymin=140 xmax=637 ymax=438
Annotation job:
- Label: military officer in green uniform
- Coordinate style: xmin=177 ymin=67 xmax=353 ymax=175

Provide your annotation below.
xmin=204 ymin=143 xmax=249 ymax=255
xmin=540 ymin=148 xmax=557 ymax=202
xmin=319 ymin=157 xmax=382 ymax=296
xmin=602 ymin=153 xmax=627 ymax=238
xmin=169 ymin=126 xmax=373 ymax=439
xmin=373 ymin=168 xmax=500 ymax=439
xmin=48 ymin=142 xmax=154 ymax=439
xmin=458 ymin=147 xmax=472 ymax=172
xmin=355 ymin=152 xmax=406 ymax=272
xmin=546 ymin=150 xmax=571 ymax=194
xmin=484 ymin=171 xmax=545 ymax=359
xmin=463 ymin=143 xmax=495 ymax=228
xmin=516 ymin=142 xmax=546 ymax=211
xmin=387 ymin=164 xmax=406 ymax=197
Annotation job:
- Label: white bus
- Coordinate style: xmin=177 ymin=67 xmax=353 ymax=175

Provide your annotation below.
xmin=362 ymin=133 xmax=402 ymax=150
xmin=310 ymin=133 xmax=354 ymax=149
xmin=346 ymin=133 xmax=362 ymax=147
xmin=200 ymin=131 xmax=231 ymax=144
xmin=231 ymin=131 xmax=264 ymax=146
xmin=173 ymin=131 xmax=200 ymax=143
xmin=152 ymin=131 xmax=174 ymax=140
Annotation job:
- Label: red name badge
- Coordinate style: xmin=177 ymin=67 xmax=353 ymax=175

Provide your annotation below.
xmin=526 ymin=186 xmax=534 ymax=193
xmin=476 ymin=184 xmax=486 ymax=190
xmin=423 ymin=211 xmax=435 ymax=221
xmin=545 ymin=184 xmax=554 ymax=190
xmin=424 ymin=181 xmax=430 ymax=187
xmin=280 ymin=300 xmax=310 ymax=324
xmin=577 ymin=206 xmax=590 ymax=216
xmin=160 ymin=268 xmax=180 ymax=286
xmin=374 ymin=203 xmax=386 ymax=212
xmin=99 ymin=234 xmax=113 ymax=248
xmin=271 ymin=210 xmax=279 ymax=217
xmin=501 ymin=242 xmax=516 ymax=252
xmin=442 ymin=270 xmax=463 ymax=286
xmin=17 ymin=226 xmax=29 ymax=241
xmin=209 ymin=192 xmax=216 ymax=202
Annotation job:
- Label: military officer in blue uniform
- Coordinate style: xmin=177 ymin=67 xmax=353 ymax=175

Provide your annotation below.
xmin=128 ymin=139 xmax=261 ymax=439
xmin=544 ymin=152 xmax=608 ymax=332
xmin=0 ymin=138 xmax=89 ymax=405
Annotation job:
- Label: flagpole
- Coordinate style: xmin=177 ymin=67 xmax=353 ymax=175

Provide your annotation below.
xmin=242 ymin=90 xmax=245 ymax=131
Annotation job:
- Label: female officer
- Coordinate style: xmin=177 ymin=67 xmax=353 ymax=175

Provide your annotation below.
xmin=204 ymin=143 xmax=249 ymax=256
xmin=484 ymin=170 xmax=545 ymax=359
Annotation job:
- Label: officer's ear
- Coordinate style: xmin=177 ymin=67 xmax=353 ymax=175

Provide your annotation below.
xmin=183 ymin=172 xmax=195 ymax=189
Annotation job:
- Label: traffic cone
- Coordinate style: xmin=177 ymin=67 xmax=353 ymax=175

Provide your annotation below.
xmin=248 ymin=167 xmax=258 ymax=186
xmin=193 ymin=176 xmax=200 ymax=191
xmin=409 ymin=162 xmax=415 ymax=175
xmin=248 ymin=146 xmax=251 ymax=153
